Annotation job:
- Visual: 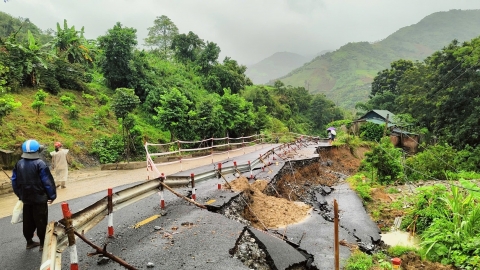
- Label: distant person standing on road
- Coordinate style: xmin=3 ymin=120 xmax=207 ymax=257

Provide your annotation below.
xmin=50 ymin=141 xmax=69 ymax=188
xmin=11 ymin=139 xmax=57 ymax=251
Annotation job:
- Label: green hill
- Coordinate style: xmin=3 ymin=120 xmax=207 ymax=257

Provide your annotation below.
xmin=278 ymin=9 xmax=480 ymax=109
xmin=246 ymin=52 xmax=309 ymax=84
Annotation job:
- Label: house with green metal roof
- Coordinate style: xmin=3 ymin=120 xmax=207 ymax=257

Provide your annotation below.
xmin=352 ymin=110 xmax=419 ymax=153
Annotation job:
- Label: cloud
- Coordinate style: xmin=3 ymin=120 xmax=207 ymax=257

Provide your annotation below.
xmin=2 ymin=0 xmax=480 ymax=65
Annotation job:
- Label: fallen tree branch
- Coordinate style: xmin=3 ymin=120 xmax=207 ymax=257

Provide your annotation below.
xmin=74 ymin=230 xmax=137 ymax=270
xmin=158 ymin=180 xmax=207 ymax=209
xmin=218 ymin=171 xmax=233 ymax=189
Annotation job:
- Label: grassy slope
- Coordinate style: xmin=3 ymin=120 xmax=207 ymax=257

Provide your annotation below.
xmin=278 ymin=9 xmax=480 ymax=109
xmin=1 ymin=87 xmax=119 ymax=164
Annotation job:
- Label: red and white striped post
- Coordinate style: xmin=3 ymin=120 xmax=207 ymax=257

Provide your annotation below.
xmin=107 ymin=188 xmax=114 ymax=238
xmin=160 ymin=173 xmax=165 ymax=209
xmin=190 ymin=173 xmax=196 ymax=201
xmin=248 ymin=160 xmax=253 ymax=179
xmin=61 ymin=202 xmax=79 ymax=270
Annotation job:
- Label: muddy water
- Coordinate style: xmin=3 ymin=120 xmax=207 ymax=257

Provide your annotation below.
xmin=381 ymin=231 xmax=420 ymax=248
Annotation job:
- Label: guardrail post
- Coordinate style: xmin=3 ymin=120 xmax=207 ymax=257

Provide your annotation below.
xmin=260 ymin=154 xmax=265 ymax=171
xmin=248 ymin=160 xmax=253 ymax=179
xmin=107 ymin=188 xmax=114 ymax=238
xmin=190 ymin=173 xmax=196 ymax=201
xmin=211 ymin=136 xmax=214 ymax=164
xmin=61 ymin=202 xmax=79 ymax=270
xmin=227 ymin=136 xmax=230 ymax=159
xmin=242 ymin=137 xmax=245 ymax=154
xmin=160 ymin=173 xmax=165 ymax=209
xmin=146 ymin=155 xmax=150 ymax=180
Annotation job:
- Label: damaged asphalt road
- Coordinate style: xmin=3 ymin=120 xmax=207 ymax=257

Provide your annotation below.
xmin=0 ymin=144 xmax=381 ymax=270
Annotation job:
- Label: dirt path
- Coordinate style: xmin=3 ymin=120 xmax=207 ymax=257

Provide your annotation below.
xmin=0 ymin=145 xmax=272 ymax=218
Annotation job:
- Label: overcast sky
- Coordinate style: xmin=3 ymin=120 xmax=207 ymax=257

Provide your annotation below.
xmin=2 ymin=0 xmax=480 ymax=65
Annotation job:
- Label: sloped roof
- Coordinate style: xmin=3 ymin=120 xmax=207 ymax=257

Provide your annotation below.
xmin=371 ymin=110 xmax=395 ymax=121
xmin=366 ymin=118 xmax=396 ymax=127
xmin=357 ymin=110 xmax=395 ymax=123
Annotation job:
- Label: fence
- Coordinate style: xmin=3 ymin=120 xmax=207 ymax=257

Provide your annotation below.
xmin=39 ymin=133 xmax=319 ymax=269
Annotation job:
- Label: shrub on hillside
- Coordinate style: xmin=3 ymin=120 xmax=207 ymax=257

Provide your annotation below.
xmin=46 ymin=116 xmax=63 ymax=132
xmin=364 ymin=137 xmax=403 ymax=184
xmin=90 ymin=135 xmax=124 ymax=164
xmin=360 ymin=122 xmax=385 ymax=142
xmin=405 ymin=143 xmax=456 ymax=181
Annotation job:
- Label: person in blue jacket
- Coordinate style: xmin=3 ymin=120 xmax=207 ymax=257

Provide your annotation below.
xmin=11 ymin=139 xmax=57 ymax=251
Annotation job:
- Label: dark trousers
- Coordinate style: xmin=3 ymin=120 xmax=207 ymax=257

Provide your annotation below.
xmin=23 ymin=203 xmax=48 ymax=245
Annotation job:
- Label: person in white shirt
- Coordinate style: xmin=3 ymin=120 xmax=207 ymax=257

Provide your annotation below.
xmin=50 ymin=142 xmax=69 ymax=188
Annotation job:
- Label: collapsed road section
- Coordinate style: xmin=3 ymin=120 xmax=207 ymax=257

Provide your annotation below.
xmin=203 ymin=144 xmax=382 ymax=270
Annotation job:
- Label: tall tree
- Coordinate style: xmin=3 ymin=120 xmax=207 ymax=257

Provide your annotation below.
xmin=154 ymin=87 xmax=193 ymax=141
xmin=98 ymin=22 xmax=137 ymax=90
xmin=144 ymin=15 xmax=179 ymax=59
xmin=171 ymin=31 xmax=204 ymax=64
xmin=112 ymin=88 xmax=140 ymax=162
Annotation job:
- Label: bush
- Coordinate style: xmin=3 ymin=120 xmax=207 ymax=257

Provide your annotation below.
xmin=97 ymin=93 xmax=110 ymax=105
xmin=364 ymin=137 xmax=404 ymax=184
xmin=46 ymin=116 xmax=64 ymax=132
xmin=82 ymin=91 xmax=95 ymax=105
xmin=39 ymin=67 xmax=61 ymax=94
xmin=93 ymin=105 xmax=111 ymax=127
xmin=34 ymin=89 xmax=49 ymax=101
xmin=360 ymin=122 xmax=385 ymax=142
xmin=90 ymin=135 xmax=124 ymax=164
xmin=54 ymin=59 xmax=87 ymax=91
xmin=84 ymin=73 xmax=93 ymax=83
xmin=454 ymin=144 xmax=480 ymax=172
xmin=31 ymin=100 xmax=45 ymax=115
xmin=60 ymin=95 xmax=74 ymax=106
xmin=388 ymin=246 xmax=418 ymax=257
xmin=345 ymin=250 xmax=373 ymax=270
xmin=405 ymin=143 xmax=456 ymax=181
xmin=400 ymin=184 xmax=447 ymax=234
xmin=67 ymin=105 xmax=79 ymax=119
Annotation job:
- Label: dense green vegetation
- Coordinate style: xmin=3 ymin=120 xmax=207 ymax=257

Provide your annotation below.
xmin=0 ymin=12 xmax=344 ymax=164
xmin=337 ymin=30 xmax=480 ymax=266
xmin=279 ymin=9 xmax=480 ymax=109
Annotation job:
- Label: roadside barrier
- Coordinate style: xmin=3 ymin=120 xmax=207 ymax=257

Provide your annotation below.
xmin=61 ymin=202 xmax=79 ymax=270
xmin=39 ymin=133 xmax=320 ymax=269
xmin=107 ymin=188 xmax=114 ymax=238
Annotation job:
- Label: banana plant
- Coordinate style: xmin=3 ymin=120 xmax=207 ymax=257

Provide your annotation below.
xmin=4 ymin=30 xmax=54 ymax=86
xmin=52 ymin=19 xmax=94 ymax=65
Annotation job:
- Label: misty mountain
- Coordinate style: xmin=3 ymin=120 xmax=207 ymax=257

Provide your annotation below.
xmin=277 ymin=9 xmax=480 ymax=109
xmin=245 ymin=52 xmax=310 ymax=84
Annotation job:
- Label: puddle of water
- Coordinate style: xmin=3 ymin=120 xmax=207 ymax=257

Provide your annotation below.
xmin=381 ymin=231 xmax=420 ymax=248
